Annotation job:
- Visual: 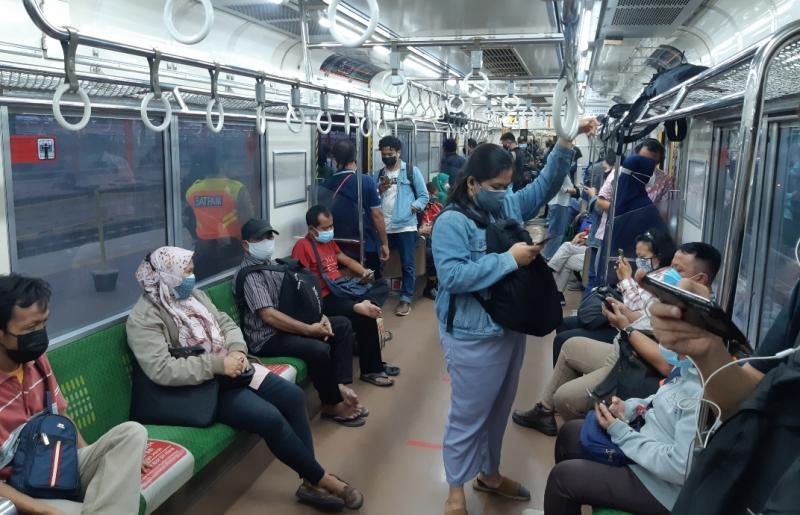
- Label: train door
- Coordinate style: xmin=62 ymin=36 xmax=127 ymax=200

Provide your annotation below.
xmin=415 ymin=130 xmax=431 ymax=181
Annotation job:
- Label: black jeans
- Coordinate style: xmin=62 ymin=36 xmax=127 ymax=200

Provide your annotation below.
xmin=544 ymin=419 xmax=669 ymax=515
xmin=256 ymin=316 xmax=354 ymax=406
xmin=217 ymin=373 xmax=325 ymax=484
xmin=553 ymin=316 xmax=618 ymax=367
xmin=365 ymin=251 xmax=382 ymax=280
xmin=322 ymin=294 xmax=384 ymax=375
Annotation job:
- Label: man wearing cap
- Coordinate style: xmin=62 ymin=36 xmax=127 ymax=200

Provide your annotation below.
xmin=235 ymin=219 xmax=366 ymax=427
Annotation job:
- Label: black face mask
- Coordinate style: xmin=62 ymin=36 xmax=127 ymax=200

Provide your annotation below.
xmin=382 ymin=156 xmax=397 ymax=167
xmin=5 ymin=328 xmax=49 ymax=364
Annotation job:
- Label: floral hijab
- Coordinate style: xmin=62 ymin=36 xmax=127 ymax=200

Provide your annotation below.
xmin=135 ymin=246 xmax=226 ymax=355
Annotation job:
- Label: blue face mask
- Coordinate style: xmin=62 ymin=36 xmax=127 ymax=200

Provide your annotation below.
xmin=519 ymin=143 xmax=528 ymax=149
xmin=662 ymin=267 xmax=684 ymax=286
xmin=636 ymin=257 xmax=654 ymax=273
xmin=315 ymin=229 xmax=334 ymax=244
xmin=475 ymin=186 xmax=507 ymax=214
xmin=659 ymin=345 xmax=693 ymax=369
xmin=174 ymin=274 xmax=196 ymax=300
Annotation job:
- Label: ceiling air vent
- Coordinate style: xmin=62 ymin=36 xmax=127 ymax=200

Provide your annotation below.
xmin=482 ymin=47 xmax=531 ymax=77
xmin=602 ymin=0 xmax=705 ymax=38
xmin=220 ymin=2 xmax=328 ymax=38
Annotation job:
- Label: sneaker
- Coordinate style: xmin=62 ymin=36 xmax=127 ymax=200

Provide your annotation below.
xmin=512 ymin=403 xmax=558 ymax=436
xmin=395 ymin=301 xmax=411 ymax=316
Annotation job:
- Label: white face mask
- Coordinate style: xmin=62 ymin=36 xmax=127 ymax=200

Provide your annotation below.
xmin=248 ymin=239 xmax=275 ymax=261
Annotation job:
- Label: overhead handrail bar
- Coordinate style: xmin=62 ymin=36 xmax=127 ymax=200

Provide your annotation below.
xmin=205 ymin=65 xmax=224 ymax=133
xmin=163 ymin=0 xmax=214 ymax=45
xmin=327 ymin=0 xmax=379 ymax=48
xmin=719 ymin=20 xmax=800 ymax=313
xmin=140 ymin=49 xmax=172 ymax=132
xmin=52 ymin=28 xmax=91 ymax=131
xmin=21 ymin=0 xmax=397 ymax=108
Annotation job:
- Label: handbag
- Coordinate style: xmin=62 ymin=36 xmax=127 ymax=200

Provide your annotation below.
xmin=130 ymin=345 xmax=219 ymax=427
xmin=577 ymin=286 xmax=623 ymax=330
xmin=308 ymin=238 xmax=372 ymax=300
xmin=592 ymin=331 xmax=664 ymax=400
xmin=7 ymin=360 xmax=81 ymax=501
xmin=579 ymin=410 xmax=632 ymax=467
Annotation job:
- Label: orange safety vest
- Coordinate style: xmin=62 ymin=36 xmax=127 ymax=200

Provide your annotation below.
xmin=186 ymin=178 xmax=245 ymax=240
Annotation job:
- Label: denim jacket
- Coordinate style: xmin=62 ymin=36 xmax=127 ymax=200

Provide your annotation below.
xmin=432 ymin=143 xmax=575 ymax=340
xmin=379 ymin=161 xmax=429 ymax=231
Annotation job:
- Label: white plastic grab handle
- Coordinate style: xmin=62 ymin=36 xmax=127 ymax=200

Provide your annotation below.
xmin=448 ymin=95 xmax=466 ymax=114
xmin=316 ymin=111 xmax=333 ymax=135
xmin=553 ymin=77 xmax=579 ymax=140
xmin=256 ymin=105 xmax=267 ymax=135
xmin=140 ymin=92 xmax=173 ymax=133
xmin=376 ymin=118 xmax=391 ymax=137
xmin=206 ymin=98 xmax=224 ymax=133
xmin=501 ymin=95 xmax=522 ymax=112
xmin=359 ymin=116 xmax=373 ymax=138
xmin=344 ymin=113 xmax=358 ymax=136
xmin=463 ymin=71 xmax=490 ymax=98
xmin=52 ymin=84 xmax=92 ymax=132
xmin=381 ymin=71 xmax=407 ymax=98
xmin=286 ymin=106 xmax=306 ymax=134
xmin=328 ymin=0 xmax=379 ymax=48
xmin=163 ymin=0 xmax=214 ymax=45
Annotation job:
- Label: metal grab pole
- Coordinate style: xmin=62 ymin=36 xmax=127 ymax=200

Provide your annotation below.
xmin=719 ymin=20 xmax=800 ymax=313
xmin=21 ymin=0 xmax=396 ymax=108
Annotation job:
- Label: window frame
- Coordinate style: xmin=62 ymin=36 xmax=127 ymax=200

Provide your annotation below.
xmin=0 ymin=106 xmax=269 ymax=348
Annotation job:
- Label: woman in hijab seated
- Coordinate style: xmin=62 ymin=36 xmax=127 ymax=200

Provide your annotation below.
xmin=126 ymin=246 xmax=363 ymax=512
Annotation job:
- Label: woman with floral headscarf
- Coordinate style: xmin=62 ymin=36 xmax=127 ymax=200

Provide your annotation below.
xmin=126 ymin=247 xmax=363 ymax=511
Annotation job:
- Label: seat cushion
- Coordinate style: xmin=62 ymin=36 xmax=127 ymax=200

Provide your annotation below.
xmin=204 ymin=280 xmax=240 ymax=322
xmin=145 ymin=424 xmax=238 ymax=474
xmin=139 ymin=439 xmax=195 ymax=514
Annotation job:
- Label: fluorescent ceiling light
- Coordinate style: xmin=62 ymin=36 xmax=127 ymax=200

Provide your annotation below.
xmin=372 ymin=45 xmax=390 ymax=56
xmin=267 ymin=0 xmax=287 ymax=4
xmin=403 ymin=56 xmax=439 ymax=78
xmin=447 ymin=78 xmax=457 ymax=87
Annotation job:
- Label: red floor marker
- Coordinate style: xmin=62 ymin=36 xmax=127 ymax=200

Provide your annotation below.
xmin=407 ymin=440 xmax=443 ymax=450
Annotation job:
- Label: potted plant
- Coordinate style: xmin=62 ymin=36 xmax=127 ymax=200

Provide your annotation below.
xmin=90 ymin=188 xmax=119 ymax=292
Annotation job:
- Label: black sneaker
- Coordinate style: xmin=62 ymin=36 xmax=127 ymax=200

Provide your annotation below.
xmin=512 ymin=403 xmax=558 ymax=436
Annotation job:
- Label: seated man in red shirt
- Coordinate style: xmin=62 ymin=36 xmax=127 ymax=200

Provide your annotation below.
xmin=0 ymin=274 xmax=147 ymax=514
xmin=293 ymin=206 xmax=396 ymax=387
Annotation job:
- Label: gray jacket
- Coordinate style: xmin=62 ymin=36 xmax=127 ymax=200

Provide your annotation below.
xmin=608 ymin=367 xmax=702 ymax=510
xmin=126 ymin=290 xmax=248 ymax=387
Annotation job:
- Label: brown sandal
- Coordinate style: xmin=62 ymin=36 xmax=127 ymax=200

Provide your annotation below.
xmin=473 ymin=477 xmax=531 ymax=501
xmin=331 ymin=475 xmax=364 ymax=509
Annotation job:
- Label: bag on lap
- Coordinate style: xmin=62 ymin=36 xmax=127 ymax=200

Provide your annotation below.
xmin=130 ymin=345 xmax=219 ymax=427
xmin=591 ymin=331 xmax=664 ymax=400
xmin=445 ymin=205 xmax=562 ymax=336
xmin=307 ymin=239 xmax=373 ymax=301
xmin=7 ymin=361 xmax=81 ymax=500
xmin=579 ymin=410 xmax=632 ymax=467
xmin=577 ymin=286 xmax=622 ymax=330
xmin=235 ymin=258 xmax=323 ymax=326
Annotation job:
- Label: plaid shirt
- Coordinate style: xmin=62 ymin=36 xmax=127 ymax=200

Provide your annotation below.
xmin=618 ymin=277 xmax=655 ymax=312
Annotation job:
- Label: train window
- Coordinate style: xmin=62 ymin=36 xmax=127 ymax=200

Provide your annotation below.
xmin=7 ymin=114 xmax=167 ymax=338
xmin=757 ymin=124 xmax=800 ymax=343
xmin=177 ymin=119 xmax=262 ymax=281
xmin=708 ymin=127 xmax=739 ymax=253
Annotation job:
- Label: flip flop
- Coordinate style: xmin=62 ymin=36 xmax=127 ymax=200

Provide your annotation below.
xmin=320 ymin=412 xmax=366 ymax=427
xmin=360 ymin=373 xmax=394 ymax=387
xmin=382 ymin=362 xmax=401 ymax=376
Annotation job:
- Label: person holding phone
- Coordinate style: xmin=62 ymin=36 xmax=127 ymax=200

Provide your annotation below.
xmin=434 ymin=117 xmax=599 ymax=515
xmin=537 ymin=351 xmax=702 ymax=515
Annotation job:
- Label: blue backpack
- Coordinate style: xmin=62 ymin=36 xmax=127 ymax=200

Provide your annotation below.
xmin=8 ymin=361 xmax=81 ymax=501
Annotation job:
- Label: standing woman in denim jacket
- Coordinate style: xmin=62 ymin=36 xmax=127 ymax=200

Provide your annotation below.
xmin=433 ymin=118 xmax=598 ymax=515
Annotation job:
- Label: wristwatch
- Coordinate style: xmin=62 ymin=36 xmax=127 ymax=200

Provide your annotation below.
xmin=622 ymin=325 xmax=637 ymax=338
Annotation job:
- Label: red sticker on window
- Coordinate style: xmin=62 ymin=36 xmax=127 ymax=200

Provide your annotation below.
xmin=10 ymin=135 xmax=57 ymax=164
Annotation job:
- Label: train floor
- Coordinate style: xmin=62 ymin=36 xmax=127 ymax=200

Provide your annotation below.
xmin=223 ymin=288 xmax=586 ymax=515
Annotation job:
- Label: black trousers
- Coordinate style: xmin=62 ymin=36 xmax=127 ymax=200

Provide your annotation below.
xmin=365 ymin=251 xmax=382 ymax=280
xmin=256 ymin=316 xmax=354 ymax=406
xmin=217 ymin=373 xmax=325 ymax=484
xmin=553 ymin=316 xmax=618 ymax=367
xmin=322 ymin=294 xmax=384 ymax=375
xmin=544 ymin=419 xmax=669 ymax=515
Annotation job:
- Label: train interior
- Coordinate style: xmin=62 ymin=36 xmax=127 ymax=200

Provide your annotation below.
xmin=0 ymin=0 xmax=798 ymax=513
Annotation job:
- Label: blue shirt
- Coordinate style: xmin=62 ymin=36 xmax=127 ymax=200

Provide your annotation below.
xmin=319 ymin=170 xmax=382 ymax=253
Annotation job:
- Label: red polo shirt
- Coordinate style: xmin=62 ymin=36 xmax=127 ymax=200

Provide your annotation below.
xmin=0 ymin=356 xmax=68 ymax=480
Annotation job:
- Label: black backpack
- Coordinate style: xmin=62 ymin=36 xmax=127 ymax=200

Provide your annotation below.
xmin=234 ymin=258 xmax=322 ymax=327
xmin=591 ymin=330 xmax=664 ymax=401
xmin=445 ymin=206 xmax=562 ymax=336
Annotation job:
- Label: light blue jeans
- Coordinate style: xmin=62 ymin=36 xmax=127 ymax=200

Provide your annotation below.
xmin=544 ymin=204 xmax=573 ymax=260
xmin=441 ymin=330 xmax=527 ymax=486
